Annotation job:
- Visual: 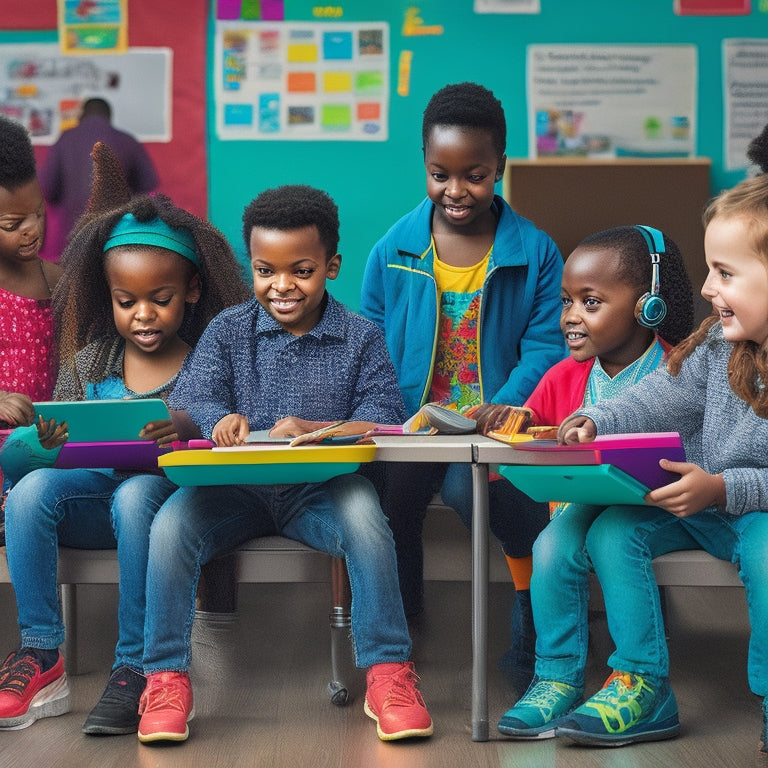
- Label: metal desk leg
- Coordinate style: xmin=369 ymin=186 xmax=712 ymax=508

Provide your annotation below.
xmin=470 ymin=460 xmax=490 ymax=742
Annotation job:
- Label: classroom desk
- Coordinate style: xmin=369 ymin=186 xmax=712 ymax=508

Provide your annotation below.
xmin=162 ymin=433 xmax=518 ymax=742
xmin=371 ymin=434 xmax=521 ymax=742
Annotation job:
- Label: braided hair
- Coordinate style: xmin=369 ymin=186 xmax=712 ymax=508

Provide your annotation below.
xmin=667 ymin=130 xmax=768 ymax=416
xmin=575 ymin=225 xmax=694 ymax=345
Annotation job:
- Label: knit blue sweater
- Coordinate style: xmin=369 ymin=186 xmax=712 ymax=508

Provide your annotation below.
xmin=169 ymin=294 xmax=406 ymax=438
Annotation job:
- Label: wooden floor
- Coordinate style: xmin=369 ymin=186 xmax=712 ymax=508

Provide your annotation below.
xmin=0 ymin=523 xmax=765 ymax=767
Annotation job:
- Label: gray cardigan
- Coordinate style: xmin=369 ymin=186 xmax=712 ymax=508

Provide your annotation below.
xmin=578 ymin=323 xmax=768 ymax=516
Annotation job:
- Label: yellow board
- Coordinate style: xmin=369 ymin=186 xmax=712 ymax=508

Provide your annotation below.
xmin=159 ymin=444 xmax=377 ymax=486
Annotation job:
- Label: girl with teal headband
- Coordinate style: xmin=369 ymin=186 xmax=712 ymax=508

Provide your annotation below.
xmin=0 ymin=143 xmax=250 ymax=736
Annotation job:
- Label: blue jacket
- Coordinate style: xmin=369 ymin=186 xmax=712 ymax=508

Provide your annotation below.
xmin=360 ymin=196 xmax=566 ymax=416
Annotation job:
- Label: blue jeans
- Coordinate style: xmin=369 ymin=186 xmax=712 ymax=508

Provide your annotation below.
xmin=142 ymin=473 xmax=411 ymax=673
xmin=4 ymin=467 xmax=177 ymax=671
xmin=529 ymin=503 xmax=605 ymax=687
xmin=441 ymin=464 xmax=550 ymax=559
xmin=586 ymin=505 xmax=768 ymax=696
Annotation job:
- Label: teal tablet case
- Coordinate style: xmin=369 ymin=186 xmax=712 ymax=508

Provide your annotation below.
xmin=498 ymin=463 xmax=651 ymax=506
xmin=33 ymin=399 xmax=170 ymax=443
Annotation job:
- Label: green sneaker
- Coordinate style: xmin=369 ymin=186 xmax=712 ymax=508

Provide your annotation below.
xmin=760 ymin=697 xmax=767 ymax=754
xmin=556 ymin=671 xmax=680 ymax=746
xmin=498 ymin=679 xmax=583 ymax=739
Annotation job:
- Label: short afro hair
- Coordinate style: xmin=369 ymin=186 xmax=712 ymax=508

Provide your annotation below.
xmin=242 ymin=184 xmax=340 ymax=259
xmin=574 ymin=225 xmax=694 ymax=346
xmin=0 ymin=115 xmax=36 ymax=192
xmin=422 ymin=82 xmax=506 ymax=158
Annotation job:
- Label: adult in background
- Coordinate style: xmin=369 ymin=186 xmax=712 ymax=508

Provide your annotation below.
xmin=40 ymin=97 xmax=159 ymax=248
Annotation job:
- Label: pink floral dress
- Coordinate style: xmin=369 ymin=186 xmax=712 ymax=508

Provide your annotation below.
xmin=0 ymin=285 xmax=56 ymax=401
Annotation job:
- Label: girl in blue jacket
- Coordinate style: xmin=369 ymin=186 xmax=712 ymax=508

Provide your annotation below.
xmin=360 ymin=82 xmax=565 ymax=682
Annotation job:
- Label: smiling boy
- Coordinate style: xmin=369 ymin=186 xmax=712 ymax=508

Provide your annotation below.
xmin=136 ymin=185 xmax=434 ymax=744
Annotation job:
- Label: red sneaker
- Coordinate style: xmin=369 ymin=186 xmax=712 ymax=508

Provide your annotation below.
xmin=364 ymin=661 xmax=433 ymax=741
xmin=137 ymin=671 xmax=194 ymax=743
xmin=0 ymin=648 xmax=70 ymax=729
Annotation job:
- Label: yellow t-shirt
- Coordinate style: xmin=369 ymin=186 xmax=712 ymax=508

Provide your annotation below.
xmin=428 ymin=239 xmax=491 ymax=411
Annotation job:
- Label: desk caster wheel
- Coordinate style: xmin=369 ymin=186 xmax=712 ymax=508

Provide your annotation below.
xmin=328 ymin=681 xmax=350 ymax=706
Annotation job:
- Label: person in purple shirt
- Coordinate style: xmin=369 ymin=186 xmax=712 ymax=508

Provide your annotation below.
xmin=40 ymin=97 xmax=158 ymax=246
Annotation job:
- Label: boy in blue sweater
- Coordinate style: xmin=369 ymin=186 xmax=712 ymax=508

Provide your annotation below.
xmin=133 ymin=185 xmax=433 ymax=745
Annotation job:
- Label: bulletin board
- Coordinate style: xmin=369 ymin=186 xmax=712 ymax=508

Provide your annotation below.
xmin=214 ymin=20 xmax=389 ymax=140
xmin=0 ymin=43 xmax=171 ymax=145
xmin=207 ymin=1 xmax=765 ymax=311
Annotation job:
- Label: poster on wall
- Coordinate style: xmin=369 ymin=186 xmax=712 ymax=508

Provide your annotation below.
xmin=57 ymin=0 xmax=128 ymax=54
xmin=527 ymin=45 xmax=697 ymax=159
xmin=214 ymin=21 xmax=389 ymax=141
xmin=0 ymin=44 xmax=171 ymax=145
xmin=724 ymin=38 xmax=768 ymax=171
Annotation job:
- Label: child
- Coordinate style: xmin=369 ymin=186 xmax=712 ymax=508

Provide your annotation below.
xmin=540 ymin=142 xmax=768 ymax=750
xmin=360 ymin=82 xmax=565 ymax=673
xmin=0 ymin=115 xmax=64 ymax=543
xmin=497 ymin=225 xmax=693 ymax=739
xmin=136 ymin=184 xmax=433 ymax=745
xmin=0 ymin=115 xmax=61 ymax=403
xmin=0 ymin=142 xmax=250 ymax=734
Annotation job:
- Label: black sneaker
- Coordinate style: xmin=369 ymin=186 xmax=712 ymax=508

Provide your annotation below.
xmin=82 ymin=666 xmax=146 ymax=735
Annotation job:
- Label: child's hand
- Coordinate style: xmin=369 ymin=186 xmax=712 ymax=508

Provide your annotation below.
xmin=557 ymin=415 xmax=596 ymax=445
xmin=36 ymin=415 xmax=69 ymax=450
xmin=0 ymin=392 xmax=35 ymax=428
xmin=140 ymin=419 xmax=178 ymax=448
xmin=644 ymin=460 xmax=726 ymax=518
xmin=269 ymin=417 xmax=333 ymax=438
xmin=212 ymin=414 xmax=250 ymax=446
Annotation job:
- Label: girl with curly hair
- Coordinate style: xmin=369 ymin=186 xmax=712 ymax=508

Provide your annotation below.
xmin=0 ymin=143 xmax=249 ymax=737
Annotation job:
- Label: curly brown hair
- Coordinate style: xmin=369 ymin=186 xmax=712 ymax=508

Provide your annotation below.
xmin=55 ymin=193 xmax=250 ymax=370
xmin=666 ymin=171 xmax=768 ymax=416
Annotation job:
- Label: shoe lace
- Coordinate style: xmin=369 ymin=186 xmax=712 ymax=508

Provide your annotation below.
xmin=583 ymin=671 xmax=656 ymax=733
xmin=140 ymin=680 xmax=188 ymax=714
xmin=382 ymin=666 xmax=424 ymax=708
xmin=595 ymin=671 xmax=653 ymax=706
xmin=520 ymin=681 xmax=574 ymax=715
xmin=0 ymin=652 xmax=39 ymax=695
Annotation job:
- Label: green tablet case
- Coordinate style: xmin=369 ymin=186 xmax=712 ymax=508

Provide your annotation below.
xmin=498 ymin=463 xmax=651 ymax=506
xmin=33 ymin=399 xmax=170 ymax=443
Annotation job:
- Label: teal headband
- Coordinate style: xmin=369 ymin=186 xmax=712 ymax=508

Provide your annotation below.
xmin=103 ymin=213 xmax=199 ymax=266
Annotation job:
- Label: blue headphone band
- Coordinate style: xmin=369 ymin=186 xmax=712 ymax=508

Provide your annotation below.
xmin=633 ymin=224 xmax=667 ymax=328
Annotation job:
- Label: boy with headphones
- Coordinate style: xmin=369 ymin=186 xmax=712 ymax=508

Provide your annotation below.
xmin=497 ymin=225 xmax=695 ymax=741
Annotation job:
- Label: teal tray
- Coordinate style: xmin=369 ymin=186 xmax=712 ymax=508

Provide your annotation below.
xmin=33 ymin=399 xmax=169 ymax=443
xmin=499 ymin=463 xmax=651 ymax=506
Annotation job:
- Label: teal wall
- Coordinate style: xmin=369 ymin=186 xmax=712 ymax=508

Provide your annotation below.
xmin=3 ymin=2 xmax=765 ymax=309
xmin=206 ymin=0 xmax=766 ymax=309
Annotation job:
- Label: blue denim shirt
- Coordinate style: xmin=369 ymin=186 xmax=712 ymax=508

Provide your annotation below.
xmin=169 ymin=294 xmax=406 ymax=438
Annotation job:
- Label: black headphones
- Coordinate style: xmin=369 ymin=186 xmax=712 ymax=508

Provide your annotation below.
xmin=633 ymin=224 xmax=668 ymax=329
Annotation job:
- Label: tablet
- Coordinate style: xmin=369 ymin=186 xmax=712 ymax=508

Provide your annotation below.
xmin=498 ymin=463 xmax=652 ymax=506
xmin=33 ymin=399 xmax=170 ymax=443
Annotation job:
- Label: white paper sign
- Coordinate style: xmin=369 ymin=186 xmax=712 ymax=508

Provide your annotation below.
xmin=724 ymin=39 xmax=768 ymax=171
xmin=527 ymin=44 xmax=697 ymax=159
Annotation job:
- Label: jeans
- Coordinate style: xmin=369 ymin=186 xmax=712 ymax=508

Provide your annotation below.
xmin=586 ymin=505 xmax=768 ymax=696
xmin=142 ymin=472 xmax=411 ymax=673
xmin=529 ymin=503 xmax=605 ymax=687
xmin=4 ymin=468 xmax=177 ymax=670
xmin=441 ymin=464 xmax=550 ymax=559
xmin=361 ymin=461 xmax=550 ymax=615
